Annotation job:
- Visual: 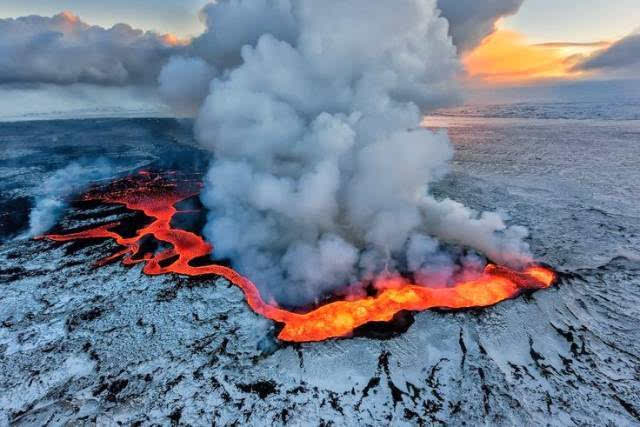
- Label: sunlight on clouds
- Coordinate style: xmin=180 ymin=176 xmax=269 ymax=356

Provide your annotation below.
xmin=463 ymin=29 xmax=609 ymax=84
xmin=160 ymin=33 xmax=190 ymax=46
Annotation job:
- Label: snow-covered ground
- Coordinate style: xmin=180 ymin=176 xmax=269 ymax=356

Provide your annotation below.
xmin=1 ymin=116 xmax=639 ymax=425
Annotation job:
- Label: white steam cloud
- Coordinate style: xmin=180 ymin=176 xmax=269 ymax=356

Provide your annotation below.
xmin=156 ymin=0 xmax=533 ymax=306
xmin=158 ymin=56 xmax=216 ymax=115
xmin=22 ymin=159 xmax=115 ymax=238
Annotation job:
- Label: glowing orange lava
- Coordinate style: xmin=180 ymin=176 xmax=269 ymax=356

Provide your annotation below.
xmin=40 ymin=172 xmax=556 ymax=342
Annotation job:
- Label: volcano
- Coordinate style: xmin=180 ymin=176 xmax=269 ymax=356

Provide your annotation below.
xmin=40 ymin=171 xmax=555 ymax=342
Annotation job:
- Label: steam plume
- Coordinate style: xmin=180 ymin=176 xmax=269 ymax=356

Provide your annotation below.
xmin=22 ymin=159 xmax=114 ymax=238
xmin=159 ymin=0 xmax=533 ymax=306
xmin=158 ymin=56 xmax=216 ymax=115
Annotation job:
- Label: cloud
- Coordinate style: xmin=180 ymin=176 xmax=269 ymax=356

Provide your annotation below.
xmin=573 ymin=31 xmax=640 ymax=74
xmin=436 ymin=0 xmax=524 ymax=52
xmin=175 ymin=0 xmax=533 ymax=306
xmin=533 ymin=41 xmax=610 ymax=49
xmin=0 ymin=2 xmax=526 ymax=93
xmin=0 ymin=11 xmax=182 ymax=86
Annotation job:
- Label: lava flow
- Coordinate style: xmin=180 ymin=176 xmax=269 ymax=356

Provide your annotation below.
xmin=40 ymin=172 xmax=556 ymax=342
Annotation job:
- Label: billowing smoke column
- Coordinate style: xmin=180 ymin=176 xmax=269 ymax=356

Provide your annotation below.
xmin=160 ymin=0 xmax=532 ymax=306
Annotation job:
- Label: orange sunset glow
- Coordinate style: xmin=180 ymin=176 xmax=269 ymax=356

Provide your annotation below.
xmin=161 ymin=33 xmax=189 ymax=47
xmin=463 ymin=28 xmax=611 ymax=84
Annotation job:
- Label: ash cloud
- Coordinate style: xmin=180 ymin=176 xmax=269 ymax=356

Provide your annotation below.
xmin=22 ymin=159 xmax=115 ymax=238
xmin=436 ymin=0 xmax=524 ymax=52
xmin=573 ymin=31 xmax=640 ymax=75
xmin=0 ymin=11 xmax=181 ymax=86
xmin=163 ymin=0 xmax=534 ymax=306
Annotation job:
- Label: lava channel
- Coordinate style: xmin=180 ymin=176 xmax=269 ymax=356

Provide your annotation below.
xmin=39 ymin=171 xmax=556 ymax=342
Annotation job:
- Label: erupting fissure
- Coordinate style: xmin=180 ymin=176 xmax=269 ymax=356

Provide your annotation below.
xmin=40 ymin=172 xmax=556 ymax=342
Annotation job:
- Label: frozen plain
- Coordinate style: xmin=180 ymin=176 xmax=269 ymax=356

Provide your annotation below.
xmin=0 ymin=114 xmax=639 ymax=425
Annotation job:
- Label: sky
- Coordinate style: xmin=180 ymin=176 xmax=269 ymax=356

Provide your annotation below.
xmin=502 ymin=0 xmax=639 ymax=44
xmin=0 ymin=0 xmax=638 ymax=119
xmin=0 ymin=0 xmax=210 ymax=38
xmin=1 ymin=0 xmax=637 ymax=42
xmin=462 ymin=1 xmax=640 ymax=84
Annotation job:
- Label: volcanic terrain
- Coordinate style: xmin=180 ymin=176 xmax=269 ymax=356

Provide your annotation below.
xmin=1 ymin=117 xmax=639 ymax=425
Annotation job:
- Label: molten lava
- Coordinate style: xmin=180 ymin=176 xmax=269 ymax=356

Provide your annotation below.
xmin=40 ymin=172 xmax=556 ymax=342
